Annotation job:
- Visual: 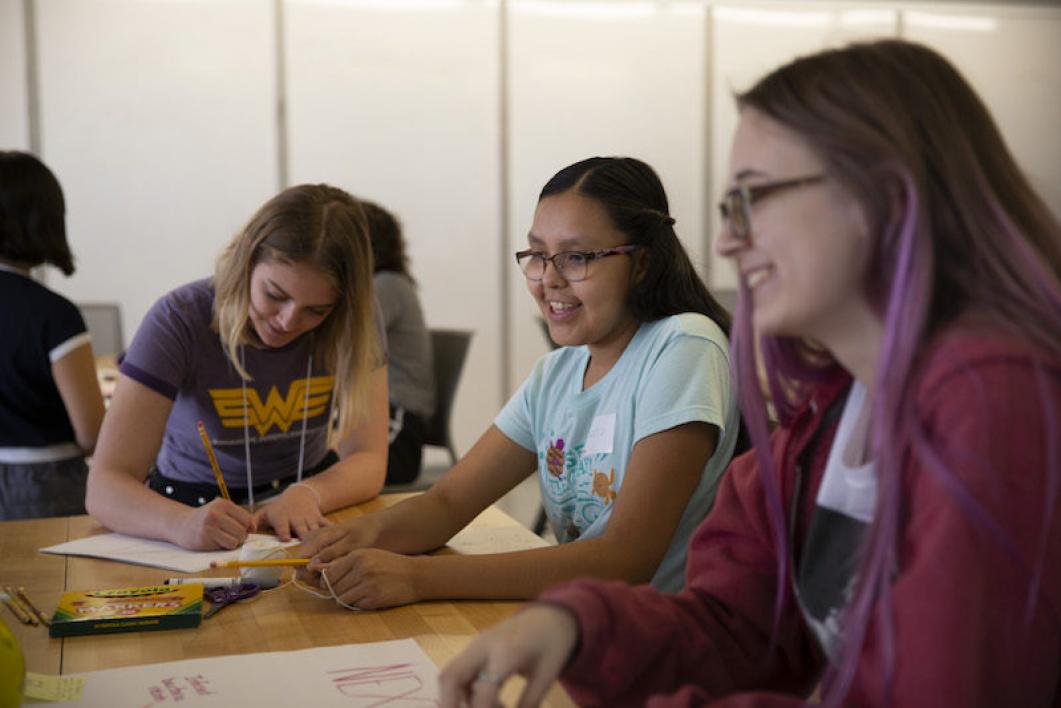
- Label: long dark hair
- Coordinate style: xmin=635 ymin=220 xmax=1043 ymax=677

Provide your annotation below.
xmin=732 ymin=39 xmax=1061 ymax=705
xmin=0 ymin=151 xmax=74 ymax=274
xmin=540 ymin=156 xmax=731 ymax=334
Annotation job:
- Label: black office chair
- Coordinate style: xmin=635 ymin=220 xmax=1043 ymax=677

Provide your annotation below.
xmin=383 ymin=329 xmax=473 ymax=493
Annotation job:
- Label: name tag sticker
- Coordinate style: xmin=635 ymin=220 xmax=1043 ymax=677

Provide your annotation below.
xmin=583 ymin=413 xmax=616 ymax=456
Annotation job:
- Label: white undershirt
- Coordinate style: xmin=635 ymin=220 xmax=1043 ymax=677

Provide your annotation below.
xmin=815 ymin=381 xmax=878 ymax=524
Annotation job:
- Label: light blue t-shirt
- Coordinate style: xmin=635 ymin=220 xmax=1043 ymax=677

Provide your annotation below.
xmin=495 ymin=313 xmax=738 ymax=592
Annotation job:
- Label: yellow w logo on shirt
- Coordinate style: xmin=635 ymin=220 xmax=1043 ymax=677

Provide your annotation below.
xmin=208 ymin=375 xmax=335 ymax=436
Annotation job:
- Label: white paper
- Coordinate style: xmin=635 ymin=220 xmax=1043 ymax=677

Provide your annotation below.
xmin=39 ymin=533 xmax=297 ymax=574
xmin=582 ymin=413 xmax=616 ymax=456
xmin=447 ymin=525 xmax=548 ymax=555
xmin=49 ymin=639 xmax=439 ymax=707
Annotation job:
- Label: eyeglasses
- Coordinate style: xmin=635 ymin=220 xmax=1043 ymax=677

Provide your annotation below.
xmin=515 ymin=245 xmax=641 ymax=282
xmin=718 ymin=174 xmax=826 ymax=242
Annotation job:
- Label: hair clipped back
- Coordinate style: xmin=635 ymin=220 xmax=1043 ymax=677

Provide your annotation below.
xmin=540 ymin=156 xmax=731 ymax=333
xmin=0 ymin=151 xmax=74 ymax=275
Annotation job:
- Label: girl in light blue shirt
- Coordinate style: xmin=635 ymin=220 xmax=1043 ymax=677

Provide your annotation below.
xmin=299 ymin=156 xmax=739 ymax=606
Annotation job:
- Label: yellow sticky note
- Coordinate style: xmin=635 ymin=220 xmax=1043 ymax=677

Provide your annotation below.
xmin=22 ymin=672 xmax=86 ymax=702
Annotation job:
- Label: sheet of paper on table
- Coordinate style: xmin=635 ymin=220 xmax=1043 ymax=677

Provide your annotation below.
xmin=26 ymin=638 xmax=439 ymax=707
xmin=446 ymin=524 xmax=549 ymax=555
xmin=39 ymin=533 xmax=298 ymax=573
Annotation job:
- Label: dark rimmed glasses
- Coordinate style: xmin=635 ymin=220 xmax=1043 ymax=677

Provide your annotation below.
xmin=718 ymin=174 xmax=826 ymax=242
xmin=515 ymin=245 xmax=641 ymax=282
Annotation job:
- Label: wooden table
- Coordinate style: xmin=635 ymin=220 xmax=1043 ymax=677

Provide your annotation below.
xmin=1 ymin=494 xmax=575 ymax=706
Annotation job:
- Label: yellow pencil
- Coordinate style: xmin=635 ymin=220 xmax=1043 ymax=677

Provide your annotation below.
xmin=1 ymin=587 xmax=36 ymax=625
xmin=196 ymin=420 xmax=231 ymax=501
xmin=14 ymin=586 xmax=51 ymax=626
xmin=209 ymin=558 xmax=309 ymax=569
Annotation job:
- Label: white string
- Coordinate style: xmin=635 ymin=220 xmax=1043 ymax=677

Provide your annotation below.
xmin=321 ymin=569 xmax=362 ymax=612
xmin=295 ymin=338 xmax=313 ymax=484
xmin=240 ymin=345 xmax=255 ymax=512
xmin=291 ymin=577 xmax=333 ymax=600
xmin=239 ymin=340 xmax=314 ymax=510
xmin=236 ymin=545 xmax=360 ymax=611
xmin=290 ymin=571 xmax=361 ymax=612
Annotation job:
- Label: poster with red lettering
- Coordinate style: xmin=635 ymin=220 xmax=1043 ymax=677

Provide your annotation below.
xmin=53 ymin=639 xmax=440 ymax=706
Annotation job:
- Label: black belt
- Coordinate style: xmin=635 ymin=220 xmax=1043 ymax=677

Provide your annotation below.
xmin=147 ymin=449 xmax=339 ymax=507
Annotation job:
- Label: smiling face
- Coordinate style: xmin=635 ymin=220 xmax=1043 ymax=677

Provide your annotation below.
xmin=247 ymin=258 xmax=339 ymax=348
xmin=527 ymin=190 xmax=641 ymax=362
xmin=717 ymin=108 xmax=875 ymax=345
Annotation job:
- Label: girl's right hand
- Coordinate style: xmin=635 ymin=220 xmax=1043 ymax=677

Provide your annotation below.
xmin=438 ymin=604 xmax=580 ymax=708
xmin=299 ymin=519 xmax=377 ymax=563
xmin=172 ymin=498 xmax=253 ymax=550
xmin=295 ymin=520 xmax=377 ymax=586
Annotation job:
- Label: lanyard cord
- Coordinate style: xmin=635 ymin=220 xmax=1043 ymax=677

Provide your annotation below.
xmin=240 ymin=345 xmax=255 ymax=512
xmin=239 ymin=339 xmax=314 ymax=510
xmin=295 ymin=337 xmax=313 ymax=484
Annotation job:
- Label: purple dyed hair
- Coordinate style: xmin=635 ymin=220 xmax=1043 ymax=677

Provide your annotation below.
xmin=731 ymin=39 xmax=1061 ymax=704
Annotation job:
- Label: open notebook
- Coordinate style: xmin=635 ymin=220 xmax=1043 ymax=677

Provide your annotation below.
xmin=40 ymin=532 xmax=298 ymax=573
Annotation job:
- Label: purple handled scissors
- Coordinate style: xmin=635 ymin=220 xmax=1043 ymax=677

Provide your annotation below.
xmin=203 ymin=583 xmax=260 ymax=619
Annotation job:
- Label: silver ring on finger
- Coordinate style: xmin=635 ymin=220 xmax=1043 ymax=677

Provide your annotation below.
xmin=474 ymin=670 xmax=504 ymax=686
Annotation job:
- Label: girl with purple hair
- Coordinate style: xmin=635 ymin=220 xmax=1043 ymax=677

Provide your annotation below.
xmin=439 ymin=39 xmax=1061 ymax=707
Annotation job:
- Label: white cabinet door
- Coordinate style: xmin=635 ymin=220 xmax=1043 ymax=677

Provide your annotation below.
xmin=507 ymin=0 xmax=709 ymax=386
xmin=0 ymin=0 xmax=30 ymax=150
xmin=902 ymin=3 xmax=1061 ymax=222
xmin=284 ymin=0 xmax=502 ymax=451
xmin=709 ymin=2 xmax=898 ymax=290
xmin=36 ymin=0 xmax=278 ymax=338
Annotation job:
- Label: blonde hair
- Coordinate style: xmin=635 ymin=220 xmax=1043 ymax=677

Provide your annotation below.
xmin=213 ymin=184 xmax=380 ymax=442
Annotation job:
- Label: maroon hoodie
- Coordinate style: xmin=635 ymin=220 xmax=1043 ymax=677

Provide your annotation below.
xmin=542 ymin=331 xmax=1061 ymax=707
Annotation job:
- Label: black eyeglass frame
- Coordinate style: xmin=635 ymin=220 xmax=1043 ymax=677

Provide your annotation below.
xmin=514 ymin=244 xmax=641 ymax=282
xmin=718 ymin=174 xmax=826 ymax=241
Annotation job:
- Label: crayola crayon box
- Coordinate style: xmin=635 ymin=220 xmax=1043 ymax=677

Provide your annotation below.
xmin=49 ymin=584 xmax=202 ymax=638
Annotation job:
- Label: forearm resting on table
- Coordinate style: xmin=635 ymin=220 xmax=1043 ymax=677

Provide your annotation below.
xmin=314 ymin=489 xmax=472 ymax=556
xmin=85 ymin=466 xmax=194 ymax=544
xmin=309 ymin=451 xmax=387 ymax=513
xmin=412 ymin=537 xmax=658 ymax=602
xmin=309 ymin=425 xmax=539 ymax=557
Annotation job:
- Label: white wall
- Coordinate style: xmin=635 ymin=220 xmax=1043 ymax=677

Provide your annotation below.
xmin=708 ymin=3 xmax=898 ymax=290
xmin=902 ymin=3 xmax=1061 ymax=220
xmin=0 ymin=0 xmax=29 ymax=150
xmin=507 ymin=0 xmax=709 ymax=387
xmin=284 ymin=0 xmax=502 ymax=451
xmin=35 ymin=0 xmax=278 ymax=334
xmin=6 ymin=0 xmax=1060 ymax=456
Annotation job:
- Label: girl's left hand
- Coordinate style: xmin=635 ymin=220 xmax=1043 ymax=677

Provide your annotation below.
xmin=316 ymin=548 xmax=420 ymax=609
xmin=438 ymin=604 xmax=579 ymax=708
xmin=251 ymin=484 xmax=331 ymax=541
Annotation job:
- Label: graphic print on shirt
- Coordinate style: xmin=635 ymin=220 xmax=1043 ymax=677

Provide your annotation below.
xmin=592 ymin=468 xmax=617 ymax=505
xmin=208 ymin=375 xmax=335 ymax=436
xmin=540 ymin=430 xmax=618 ymax=543
xmin=546 ymin=438 xmax=566 ymax=478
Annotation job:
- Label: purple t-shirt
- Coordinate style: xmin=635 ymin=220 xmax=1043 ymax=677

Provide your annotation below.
xmin=120 ymin=279 xmax=382 ymax=488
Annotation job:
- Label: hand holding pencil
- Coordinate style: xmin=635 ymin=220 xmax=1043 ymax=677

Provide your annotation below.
xmin=166 ymin=421 xmax=253 ymax=551
xmin=172 ymin=500 xmax=254 ymax=551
